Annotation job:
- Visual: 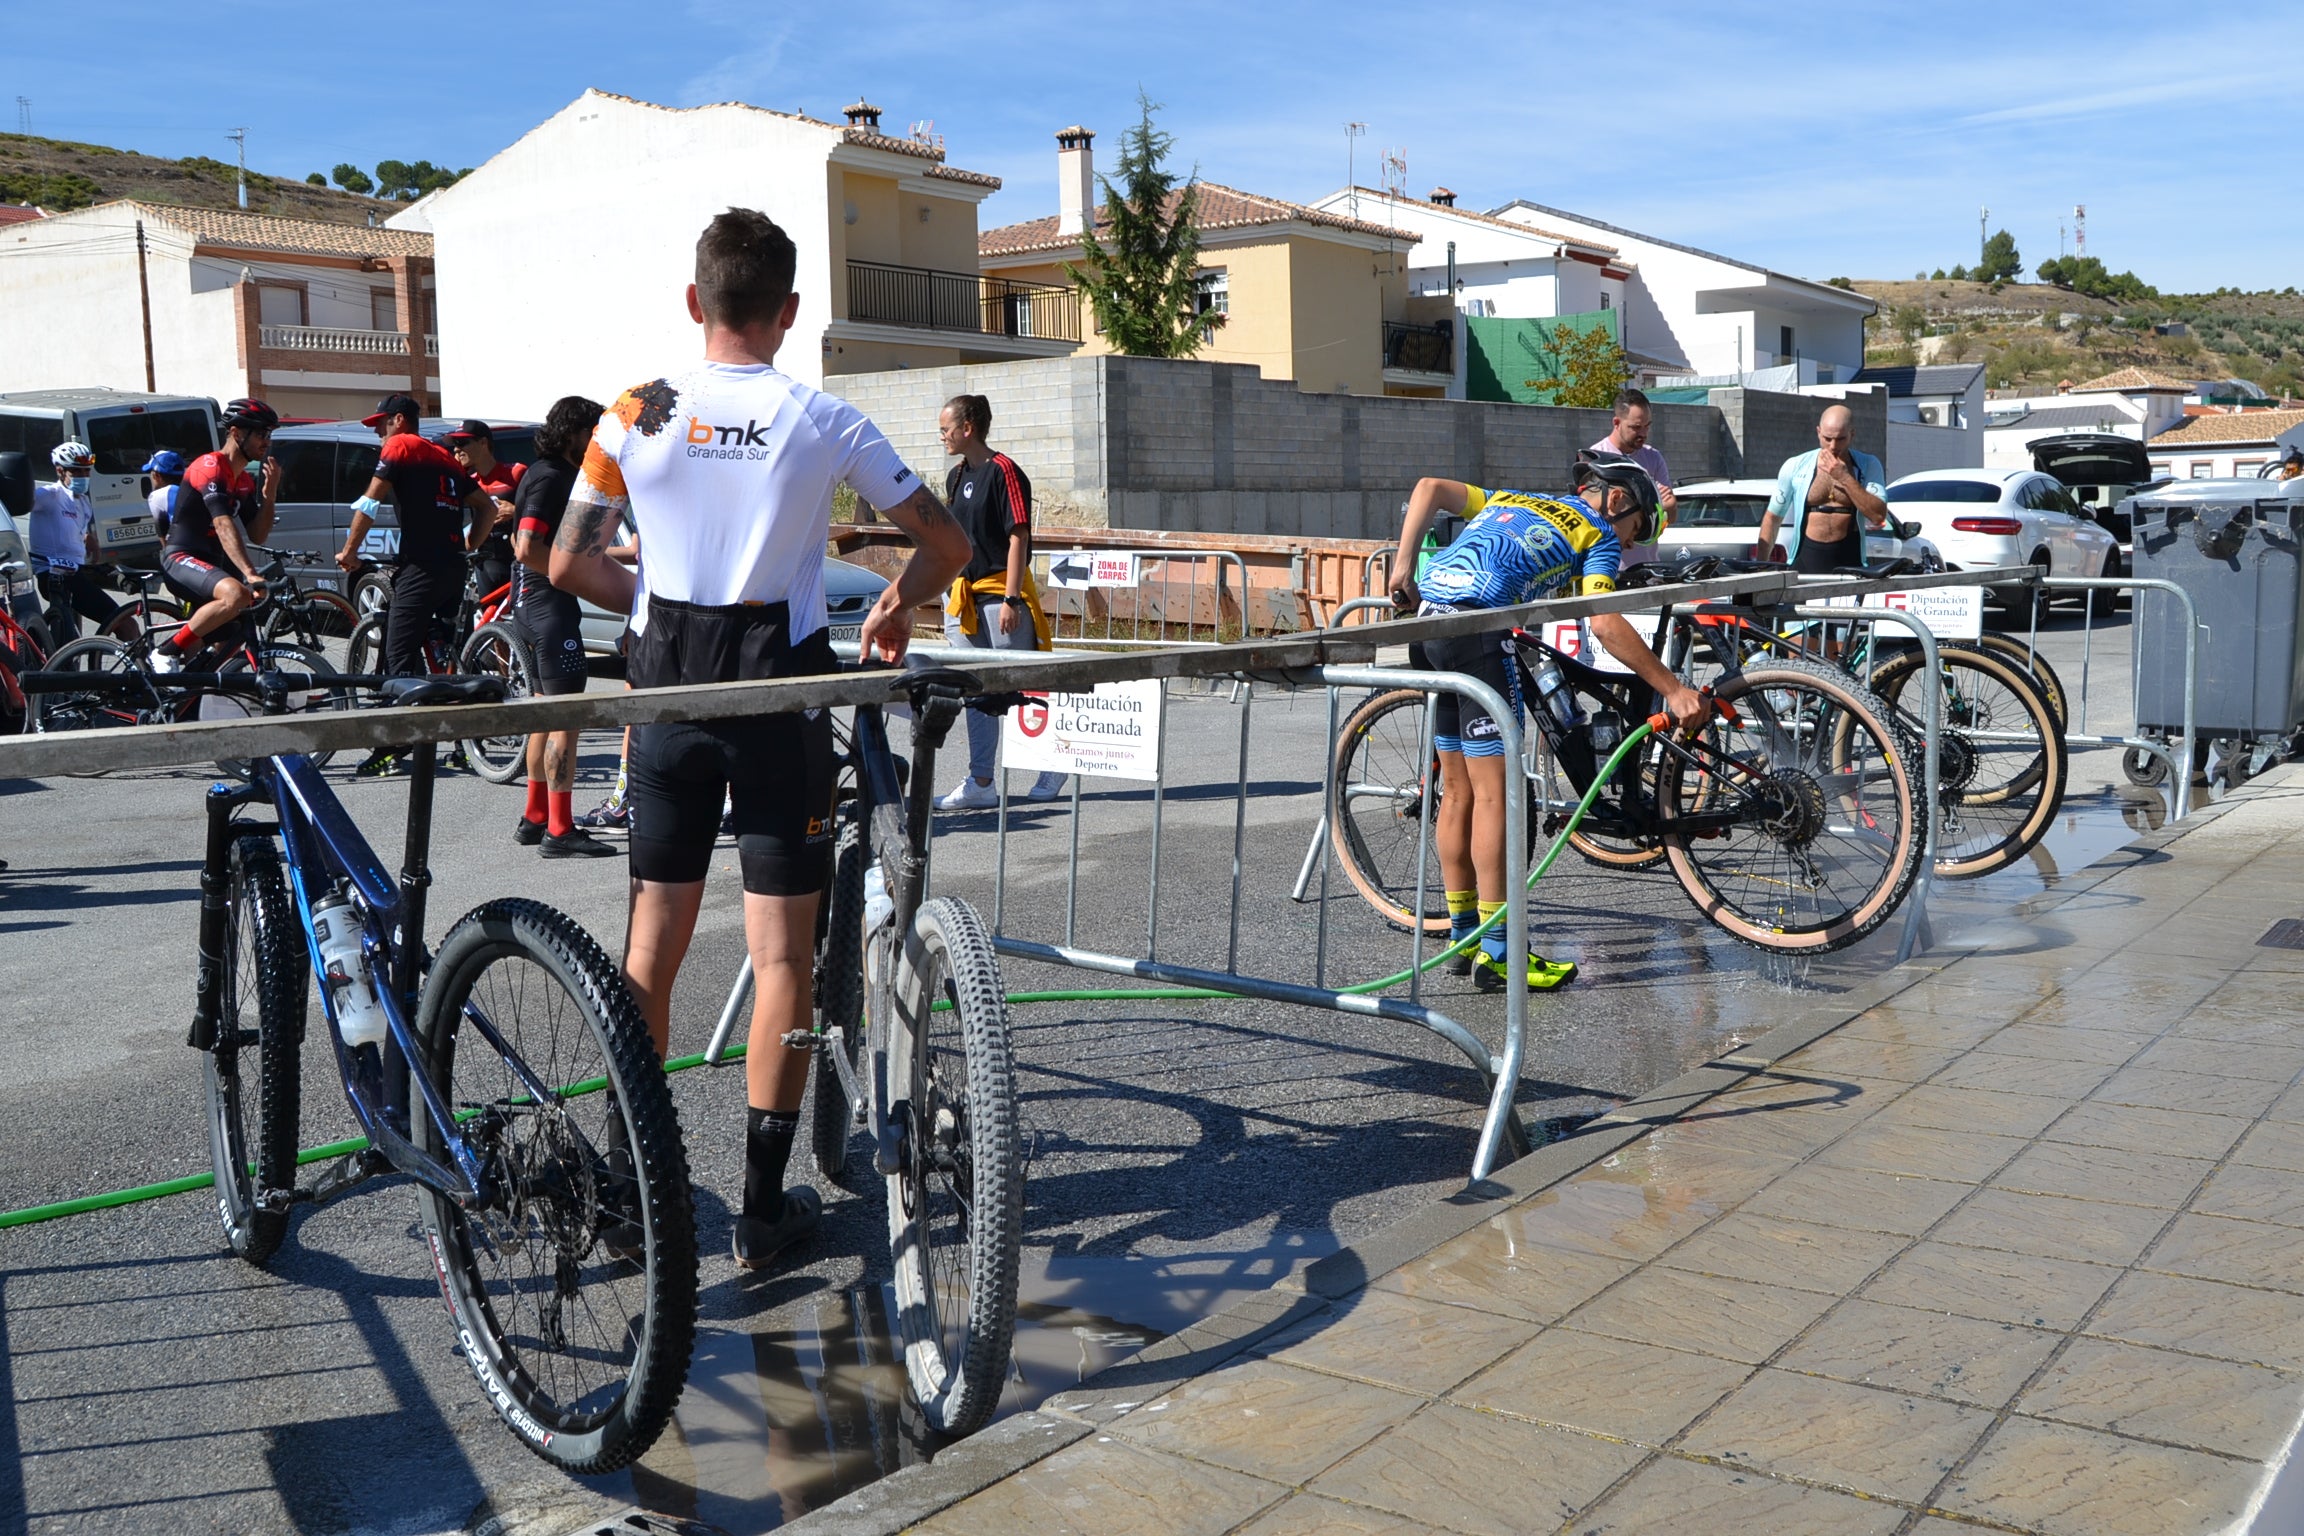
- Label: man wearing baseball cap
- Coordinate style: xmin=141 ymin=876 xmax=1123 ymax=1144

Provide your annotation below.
xmin=447 ymin=419 xmax=522 ymax=601
xmin=142 ymin=450 xmax=187 ymax=539
xmin=338 ymin=393 xmax=500 ymax=774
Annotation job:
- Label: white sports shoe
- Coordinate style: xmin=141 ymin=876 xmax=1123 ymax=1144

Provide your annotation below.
xmin=1026 ymin=770 xmax=1068 ymax=801
xmin=935 ymin=778 xmax=999 ymax=811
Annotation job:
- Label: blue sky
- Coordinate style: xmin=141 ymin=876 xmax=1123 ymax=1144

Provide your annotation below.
xmin=14 ymin=1 xmax=2298 ymax=293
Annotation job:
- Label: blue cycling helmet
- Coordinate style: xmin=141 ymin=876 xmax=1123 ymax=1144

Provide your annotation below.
xmin=141 ymin=449 xmax=187 ymax=476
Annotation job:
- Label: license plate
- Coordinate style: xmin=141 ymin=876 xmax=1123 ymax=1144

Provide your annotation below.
xmin=104 ymin=520 xmax=156 ymax=545
xmin=829 ymin=624 xmax=862 ymax=645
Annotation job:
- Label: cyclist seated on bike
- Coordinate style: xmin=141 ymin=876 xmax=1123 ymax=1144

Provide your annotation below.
xmin=1389 ymin=451 xmax=1709 ymax=992
xmin=549 ymin=208 xmax=971 ymax=1273
xmin=446 ymin=419 xmax=523 ymax=601
xmin=338 ymin=393 xmax=501 ymax=775
xmin=156 ymin=400 xmax=280 ymax=671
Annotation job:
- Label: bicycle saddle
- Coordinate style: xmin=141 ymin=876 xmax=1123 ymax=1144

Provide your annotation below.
xmin=379 ymin=675 xmax=508 ymax=706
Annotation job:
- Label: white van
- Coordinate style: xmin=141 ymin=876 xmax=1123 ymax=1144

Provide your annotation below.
xmin=0 ymin=389 xmax=221 ymax=564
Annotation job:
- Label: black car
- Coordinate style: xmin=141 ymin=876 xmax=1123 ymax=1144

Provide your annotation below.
xmin=2030 ymin=432 xmax=2160 ymax=553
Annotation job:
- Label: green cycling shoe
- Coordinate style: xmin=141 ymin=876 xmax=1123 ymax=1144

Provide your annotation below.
xmin=1473 ymin=948 xmax=1579 ymax=991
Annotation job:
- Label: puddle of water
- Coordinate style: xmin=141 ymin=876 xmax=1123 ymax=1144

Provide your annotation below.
xmin=602 ymin=1236 xmax=1342 ymax=1531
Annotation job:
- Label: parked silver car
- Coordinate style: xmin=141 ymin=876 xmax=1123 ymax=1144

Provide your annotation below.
xmin=1663 ymin=478 xmax=1933 ymax=567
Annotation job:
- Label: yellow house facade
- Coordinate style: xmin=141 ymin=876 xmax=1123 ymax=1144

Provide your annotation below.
xmin=978 ymin=131 xmax=1412 ymax=397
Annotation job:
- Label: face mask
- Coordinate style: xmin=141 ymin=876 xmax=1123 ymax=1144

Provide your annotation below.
xmin=68 ymin=476 xmax=90 ymax=495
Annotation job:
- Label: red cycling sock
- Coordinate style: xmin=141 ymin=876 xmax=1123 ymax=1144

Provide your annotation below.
xmin=547 ymin=789 xmax=574 ymax=837
xmin=524 ymin=778 xmax=548 ymax=825
xmin=168 ymin=625 xmax=203 ymax=652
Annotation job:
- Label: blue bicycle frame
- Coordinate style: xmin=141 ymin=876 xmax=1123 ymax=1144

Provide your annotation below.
xmin=194 ymin=740 xmax=558 ymax=1209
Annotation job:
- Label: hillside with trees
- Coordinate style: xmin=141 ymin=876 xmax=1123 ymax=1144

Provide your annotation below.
xmin=0 ymin=133 xmax=465 ymax=224
xmin=1856 ymin=233 xmax=2304 ymax=398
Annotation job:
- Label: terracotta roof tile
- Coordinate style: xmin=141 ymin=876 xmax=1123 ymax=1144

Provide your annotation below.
xmin=0 ymin=205 xmax=45 ymax=227
xmin=980 ymin=181 xmax=1411 ymax=258
xmin=2149 ymin=408 xmax=2304 ymax=447
xmin=75 ymin=200 xmax=433 ymax=258
xmin=2075 ymin=366 xmax=2191 ymax=392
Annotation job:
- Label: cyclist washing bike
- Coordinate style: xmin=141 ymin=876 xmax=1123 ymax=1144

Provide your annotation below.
xmin=1388 ymin=452 xmax=1708 ymax=990
xmin=550 ymin=207 xmax=970 ymax=1272
xmin=337 ymin=392 xmax=500 ymax=775
xmin=156 ymin=400 xmax=280 ymax=670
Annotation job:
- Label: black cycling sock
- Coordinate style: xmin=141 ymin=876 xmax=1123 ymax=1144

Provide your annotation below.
xmin=743 ymin=1107 xmax=800 ymax=1223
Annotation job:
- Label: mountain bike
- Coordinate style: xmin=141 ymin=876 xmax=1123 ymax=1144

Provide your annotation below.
xmin=1659 ymin=558 xmax=2068 ymax=880
xmin=21 ymin=665 xmax=699 ymax=1472
xmin=30 ymin=560 xmax=350 ymax=773
xmin=1331 ymin=591 xmax=1924 ymax=953
xmin=346 ymin=556 xmax=531 ymax=782
xmin=706 ymin=668 xmax=1023 ymax=1438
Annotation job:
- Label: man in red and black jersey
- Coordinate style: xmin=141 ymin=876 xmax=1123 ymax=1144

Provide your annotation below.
xmin=157 ymin=398 xmax=280 ymax=669
xmin=448 ymin=419 xmax=523 ymax=602
xmin=336 ymin=393 xmax=499 ymax=681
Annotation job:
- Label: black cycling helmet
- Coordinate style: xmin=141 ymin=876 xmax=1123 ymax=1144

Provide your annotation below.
xmin=1573 ymin=449 xmax=1663 ymax=544
xmin=220 ymin=397 xmax=280 ymax=434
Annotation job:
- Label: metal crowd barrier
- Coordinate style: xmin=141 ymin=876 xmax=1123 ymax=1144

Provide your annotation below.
xmin=2008 ymin=575 xmax=2199 ymax=811
xmin=0 ymin=566 xmax=2017 ymax=1182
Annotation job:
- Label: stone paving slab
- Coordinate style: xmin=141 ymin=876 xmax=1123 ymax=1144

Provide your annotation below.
xmin=785 ymin=767 xmax=2304 ymax=1536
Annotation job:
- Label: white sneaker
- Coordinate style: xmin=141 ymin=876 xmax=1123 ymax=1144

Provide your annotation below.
xmin=935 ymin=779 xmax=999 ymax=811
xmin=1026 ymin=770 xmax=1068 ymax=801
xmin=149 ymin=645 xmax=184 ymax=674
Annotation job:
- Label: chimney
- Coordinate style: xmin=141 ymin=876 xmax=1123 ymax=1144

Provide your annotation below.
xmin=843 ymin=100 xmax=882 ymax=132
xmin=1430 ymin=187 xmax=1456 ymax=207
xmin=1057 ymin=126 xmax=1095 ymax=238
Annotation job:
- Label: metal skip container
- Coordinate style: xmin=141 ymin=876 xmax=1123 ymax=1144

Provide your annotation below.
xmin=2130 ymin=480 xmax=2304 ymax=741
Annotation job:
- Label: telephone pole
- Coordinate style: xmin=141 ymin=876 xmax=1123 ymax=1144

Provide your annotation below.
xmin=227 ymin=128 xmax=248 ymax=209
xmin=135 ymin=220 xmax=156 ymax=390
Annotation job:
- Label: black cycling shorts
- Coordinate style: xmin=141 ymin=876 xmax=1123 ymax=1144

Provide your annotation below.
xmin=625 ymin=597 xmax=836 ymax=896
xmin=513 ymin=573 xmax=588 ymax=696
xmin=1410 ymin=626 xmax=1523 ymax=760
xmin=160 ymin=551 xmax=234 ymax=607
xmin=384 ymin=556 xmax=465 ymax=678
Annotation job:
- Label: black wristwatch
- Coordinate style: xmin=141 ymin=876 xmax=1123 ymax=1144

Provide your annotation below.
xmin=1002 ymin=594 xmax=1027 ymax=606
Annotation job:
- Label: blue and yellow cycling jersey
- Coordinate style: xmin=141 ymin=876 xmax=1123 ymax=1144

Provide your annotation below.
xmin=1417 ymin=487 xmax=1621 ymax=610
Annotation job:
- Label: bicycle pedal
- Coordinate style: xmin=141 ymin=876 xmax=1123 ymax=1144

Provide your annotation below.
xmin=779 ymin=1030 xmax=818 ymax=1050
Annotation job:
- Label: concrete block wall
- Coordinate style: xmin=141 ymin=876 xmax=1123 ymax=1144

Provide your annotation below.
xmin=834 ymin=355 xmax=1846 ymax=541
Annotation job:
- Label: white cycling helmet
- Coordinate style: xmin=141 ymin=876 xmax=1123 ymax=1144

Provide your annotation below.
xmin=52 ymin=440 xmax=94 ymax=471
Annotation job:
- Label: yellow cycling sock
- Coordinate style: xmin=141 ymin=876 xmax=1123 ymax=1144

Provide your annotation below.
xmin=1445 ymin=890 xmax=1478 ymax=918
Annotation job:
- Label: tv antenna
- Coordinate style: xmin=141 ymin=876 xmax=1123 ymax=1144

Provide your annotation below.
xmin=1345 ymin=122 xmax=1366 ymax=217
xmin=1380 ymin=148 xmax=1407 ymax=198
xmin=226 ymin=127 xmax=248 ymax=209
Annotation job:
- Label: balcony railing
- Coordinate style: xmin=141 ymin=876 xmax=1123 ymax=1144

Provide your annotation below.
xmin=846 ymin=260 xmax=1081 ymax=344
xmin=260 ymin=325 xmax=439 ymax=358
xmin=1383 ymin=319 xmax=1454 ymax=375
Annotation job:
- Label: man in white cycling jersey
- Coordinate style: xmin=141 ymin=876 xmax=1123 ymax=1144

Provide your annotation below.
xmin=552 ymin=207 xmax=969 ymax=1272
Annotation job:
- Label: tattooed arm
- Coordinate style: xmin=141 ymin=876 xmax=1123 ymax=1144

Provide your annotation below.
xmin=859 ymin=483 xmax=971 ymax=663
xmin=548 ymin=495 xmax=637 ymax=614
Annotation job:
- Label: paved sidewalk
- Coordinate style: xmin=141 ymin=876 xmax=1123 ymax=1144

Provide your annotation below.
xmin=791 ymin=765 xmax=2304 ymax=1536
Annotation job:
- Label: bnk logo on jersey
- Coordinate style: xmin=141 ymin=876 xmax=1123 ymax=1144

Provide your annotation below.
xmin=686 ymin=417 xmax=776 ymax=461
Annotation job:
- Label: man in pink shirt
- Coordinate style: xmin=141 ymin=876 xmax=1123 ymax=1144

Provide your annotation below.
xmin=1588 ymin=389 xmax=1677 ymax=549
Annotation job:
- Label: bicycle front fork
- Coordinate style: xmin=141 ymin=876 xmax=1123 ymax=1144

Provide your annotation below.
xmin=190 ymin=779 xmax=268 ymax=1050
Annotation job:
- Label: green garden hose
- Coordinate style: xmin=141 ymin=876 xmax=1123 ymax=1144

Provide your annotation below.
xmin=0 ymin=723 xmax=1656 ymax=1231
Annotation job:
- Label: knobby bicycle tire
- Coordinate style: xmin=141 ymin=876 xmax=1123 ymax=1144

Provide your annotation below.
xmin=811 ymin=822 xmax=868 ymax=1183
xmin=1959 ymin=633 xmax=2068 ymax=733
xmin=206 ymin=834 xmax=305 ymax=1266
xmin=29 ymin=636 xmax=136 ymax=747
xmin=457 ymin=622 xmax=535 ymax=784
xmin=412 ymin=899 xmax=698 ymax=1474
xmin=1658 ymin=658 xmax=1923 ymax=952
xmin=1865 ymin=644 xmax=2067 ymax=881
xmin=886 ymin=896 xmax=1021 ymax=1437
xmin=345 ymin=614 xmax=385 ymax=678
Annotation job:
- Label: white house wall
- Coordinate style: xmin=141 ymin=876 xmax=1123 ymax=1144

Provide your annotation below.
xmin=0 ymin=209 xmax=169 ymax=395
xmin=406 ymin=92 xmax=845 ymax=419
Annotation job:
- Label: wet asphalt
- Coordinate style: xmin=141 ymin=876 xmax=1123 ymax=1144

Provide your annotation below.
xmin=0 ymin=605 xmax=2210 ymax=1535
